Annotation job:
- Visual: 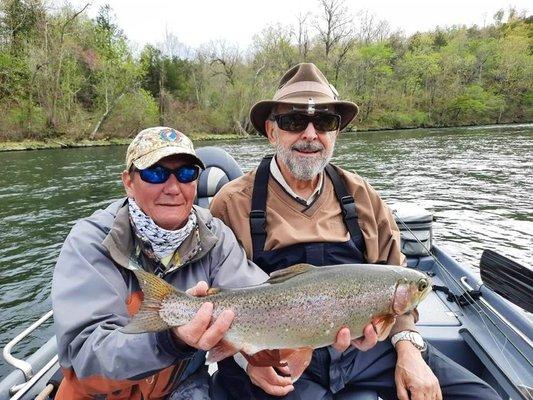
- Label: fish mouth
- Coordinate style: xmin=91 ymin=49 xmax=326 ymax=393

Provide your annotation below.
xmin=417 ymin=278 xmax=432 ymax=301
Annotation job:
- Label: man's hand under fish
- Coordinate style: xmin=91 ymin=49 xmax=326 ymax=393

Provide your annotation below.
xmin=244 ymin=324 xmax=379 ymax=396
xmin=333 ymin=323 xmax=379 ymax=352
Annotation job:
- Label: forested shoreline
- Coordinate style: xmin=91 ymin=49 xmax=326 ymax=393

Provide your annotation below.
xmin=1 ymin=0 xmax=531 ymax=144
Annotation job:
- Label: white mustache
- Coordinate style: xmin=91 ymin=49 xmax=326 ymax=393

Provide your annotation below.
xmin=291 ymin=141 xmax=324 ymax=152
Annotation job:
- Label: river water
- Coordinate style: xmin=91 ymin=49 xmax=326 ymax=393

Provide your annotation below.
xmin=0 ymin=124 xmax=531 ymax=378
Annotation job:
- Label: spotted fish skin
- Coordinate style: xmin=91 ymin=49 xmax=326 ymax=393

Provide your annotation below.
xmin=123 ymin=263 xmax=431 ymax=355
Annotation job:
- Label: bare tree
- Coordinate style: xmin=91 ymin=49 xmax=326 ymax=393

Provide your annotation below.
xmin=207 ymin=40 xmax=241 ymax=86
xmin=48 ymin=3 xmax=89 ymax=130
xmin=314 ymin=0 xmax=353 ymax=69
xmin=159 ymin=29 xmax=191 ymax=59
xmin=331 ymin=37 xmax=354 ymax=83
xmin=296 ymin=12 xmax=310 ymax=60
xmin=251 ymin=24 xmax=297 ymax=74
xmin=355 ymin=10 xmax=390 ymax=44
xmin=155 ymin=31 xmax=190 ymax=123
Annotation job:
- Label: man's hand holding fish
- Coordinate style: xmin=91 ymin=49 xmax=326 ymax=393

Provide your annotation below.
xmin=246 ymin=323 xmax=379 ymax=396
xmin=332 ymin=324 xmax=379 ymax=353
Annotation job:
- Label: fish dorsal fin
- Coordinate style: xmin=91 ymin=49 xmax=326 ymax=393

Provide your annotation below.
xmin=266 ymin=263 xmax=315 ymax=284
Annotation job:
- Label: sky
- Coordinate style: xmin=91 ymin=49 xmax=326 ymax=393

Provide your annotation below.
xmin=65 ymin=0 xmax=531 ymax=51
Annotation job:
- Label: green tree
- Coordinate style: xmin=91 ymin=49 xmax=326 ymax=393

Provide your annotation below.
xmin=89 ymin=5 xmax=144 ymax=137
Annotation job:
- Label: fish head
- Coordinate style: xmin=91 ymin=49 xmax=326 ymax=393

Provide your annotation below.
xmin=392 ymin=273 xmax=432 ymax=315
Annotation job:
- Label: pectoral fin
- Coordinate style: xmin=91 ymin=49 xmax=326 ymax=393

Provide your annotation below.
xmin=242 ymin=347 xmax=314 ymax=382
xmin=206 ymin=339 xmax=240 ymax=364
xmin=243 ymin=349 xmax=288 ymax=368
xmin=266 ymin=264 xmax=316 ymax=284
xmin=371 ymin=314 xmax=397 ymax=341
xmin=283 ymin=347 xmax=314 ymax=382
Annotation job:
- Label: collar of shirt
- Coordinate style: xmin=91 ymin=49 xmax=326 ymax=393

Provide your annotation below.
xmin=270 ymin=156 xmax=324 ymax=206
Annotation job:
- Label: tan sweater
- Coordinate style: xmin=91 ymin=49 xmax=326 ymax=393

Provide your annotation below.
xmin=210 ymin=165 xmax=418 ymax=335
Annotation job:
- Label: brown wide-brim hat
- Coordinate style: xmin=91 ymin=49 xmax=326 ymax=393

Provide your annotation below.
xmin=250 ymin=63 xmax=359 ymax=136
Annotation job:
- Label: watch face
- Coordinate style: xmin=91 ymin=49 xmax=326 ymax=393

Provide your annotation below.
xmin=410 ymin=333 xmax=425 ymax=348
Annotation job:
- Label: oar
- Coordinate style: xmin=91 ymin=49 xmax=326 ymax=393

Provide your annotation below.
xmin=479 ymin=249 xmax=533 ymax=313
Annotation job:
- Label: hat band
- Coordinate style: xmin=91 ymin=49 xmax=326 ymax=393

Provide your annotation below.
xmin=274 ymin=81 xmax=336 ymax=101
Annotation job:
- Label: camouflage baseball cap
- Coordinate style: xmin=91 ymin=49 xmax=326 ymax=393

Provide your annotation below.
xmin=126 ymin=127 xmax=205 ymax=170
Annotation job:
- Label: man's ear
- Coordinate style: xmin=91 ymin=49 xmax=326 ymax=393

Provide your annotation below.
xmin=265 ymin=120 xmax=277 ymax=145
xmin=122 ymin=170 xmax=134 ymax=197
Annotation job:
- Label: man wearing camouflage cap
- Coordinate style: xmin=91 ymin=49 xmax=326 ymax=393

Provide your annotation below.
xmin=210 ymin=64 xmax=501 ymax=400
xmin=52 ymin=127 xmax=268 ymax=399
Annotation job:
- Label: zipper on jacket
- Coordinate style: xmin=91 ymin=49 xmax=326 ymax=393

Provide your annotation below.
xmin=153 ymin=265 xmax=165 ymax=277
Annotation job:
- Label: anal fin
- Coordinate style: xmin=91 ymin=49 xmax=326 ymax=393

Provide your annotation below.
xmin=283 ymin=347 xmax=314 ymax=382
xmin=242 ymin=347 xmax=314 ymax=382
xmin=371 ymin=314 xmax=397 ymax=341
xmin=206 ymin=339 xmax=240 ymax=364
xmin=243 ymin=349 xmax=288 ymax=368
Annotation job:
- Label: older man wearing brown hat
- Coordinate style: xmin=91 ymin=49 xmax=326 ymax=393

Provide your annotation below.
xmin=52 ymin=127 xmax=268 ymax=399
xmin=210 ymin=64 xmax=501 ymax=400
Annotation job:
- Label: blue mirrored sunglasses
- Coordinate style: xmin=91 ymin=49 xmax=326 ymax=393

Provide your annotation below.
xmin=138 ymin=165 xmax=200 ymax=184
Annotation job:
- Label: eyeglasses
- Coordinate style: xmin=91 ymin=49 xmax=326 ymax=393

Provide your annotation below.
xmin=138 ymin=165 xmax=200 ymax=184
xmin=272 ymin=112 xmax=341 ymax=133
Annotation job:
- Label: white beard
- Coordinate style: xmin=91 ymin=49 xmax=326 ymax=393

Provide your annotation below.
xmin=274 ymin=133 xmax=334 ymax=181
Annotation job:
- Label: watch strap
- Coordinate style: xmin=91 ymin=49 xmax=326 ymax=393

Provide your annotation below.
xmin=391 ymin=331 xmax=426 ymax=351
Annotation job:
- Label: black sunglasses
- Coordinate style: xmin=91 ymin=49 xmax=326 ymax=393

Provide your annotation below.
xmin=138 ymin=165 xmax=200 ymax=184
xmin=272 ymin=112 xmax=341 ymax=133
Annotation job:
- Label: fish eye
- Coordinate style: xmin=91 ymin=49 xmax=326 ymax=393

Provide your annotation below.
xmin=418 ymin=279 xmax=429 ymax=292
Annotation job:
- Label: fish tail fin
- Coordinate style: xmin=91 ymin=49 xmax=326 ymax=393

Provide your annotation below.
xmin=122 ymin=269 xmax=182 ymax=334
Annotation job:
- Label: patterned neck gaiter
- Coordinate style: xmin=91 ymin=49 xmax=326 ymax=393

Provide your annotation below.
xmin=128 ymin=198 xmax=197 ymax=260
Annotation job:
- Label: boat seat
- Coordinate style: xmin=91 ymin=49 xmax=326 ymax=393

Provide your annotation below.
xmin=195 ymin=146 xmax=243 ymax=208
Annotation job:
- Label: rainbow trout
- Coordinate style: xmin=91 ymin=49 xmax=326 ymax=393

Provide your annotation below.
xmin=123 ymin=263 xmax=431 ymax=378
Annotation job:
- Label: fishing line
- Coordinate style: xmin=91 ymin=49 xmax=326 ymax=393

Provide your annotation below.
xmin=393 ymin=209 xmax=530 ymax=390
xmin=392 ymin=210 xmax=530 ymax=389
xmin=393 ymin=211 xmax=527 ymax=388
xmin=393 ymin=210 xmax=529 ymax=361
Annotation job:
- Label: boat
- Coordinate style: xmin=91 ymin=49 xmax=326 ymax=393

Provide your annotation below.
xmin=1 ymin=146 xmax=532 ymax=400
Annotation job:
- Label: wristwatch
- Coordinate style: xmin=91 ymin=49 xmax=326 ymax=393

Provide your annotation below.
xmin=391 ymin=331 xmax=427 ymax=351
